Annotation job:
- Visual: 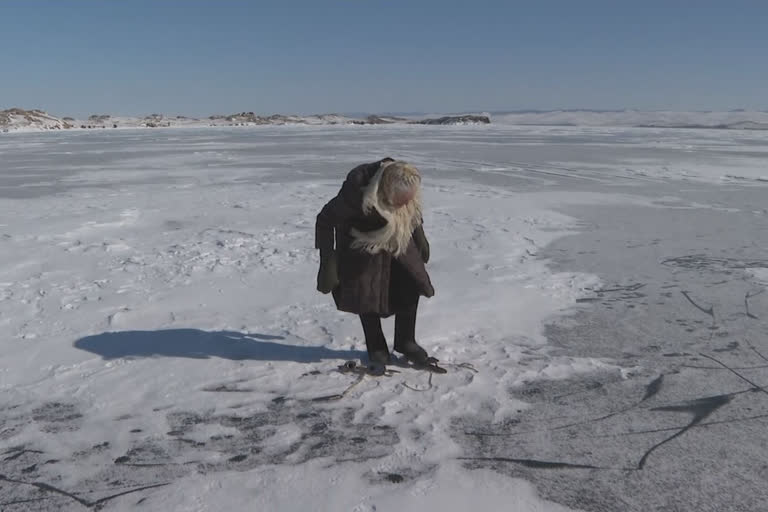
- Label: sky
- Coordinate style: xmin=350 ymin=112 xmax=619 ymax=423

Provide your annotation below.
xmin=1 ymin=0 xmax=766 ymax=116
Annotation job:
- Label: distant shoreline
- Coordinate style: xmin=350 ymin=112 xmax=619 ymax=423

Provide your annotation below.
xmin=0 ymin=109 xmax=490 ymax=134
xmin=3 ymin=108 xmax=768 ymax=134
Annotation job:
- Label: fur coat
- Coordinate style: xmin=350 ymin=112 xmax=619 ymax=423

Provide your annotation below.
xmin=315 ymin=158 xmax=434 ymax=316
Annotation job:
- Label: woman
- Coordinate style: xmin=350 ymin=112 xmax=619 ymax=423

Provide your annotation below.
xmin=315 ymin=158 xmax=435 ymax=370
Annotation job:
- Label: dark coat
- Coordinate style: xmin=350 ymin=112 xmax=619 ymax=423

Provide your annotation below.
xmin=315 ymin=158 xmax=435 ymax=316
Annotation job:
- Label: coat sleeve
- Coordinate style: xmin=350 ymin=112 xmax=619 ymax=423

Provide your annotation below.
xmin=314 ymin=173 xmax=364 ymax=253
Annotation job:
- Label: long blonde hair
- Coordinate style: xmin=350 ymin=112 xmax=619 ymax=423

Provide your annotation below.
xmin=350 ymin=160 xmax=423 ymax=256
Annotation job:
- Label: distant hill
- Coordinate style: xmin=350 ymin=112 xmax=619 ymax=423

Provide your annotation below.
xmin=0 ymin=109 xmax=490 ymax=132
xmin=5 ymin=107 xmax=768 ymax=133
xmin=0 ymin=108 xmax=73 ymax=132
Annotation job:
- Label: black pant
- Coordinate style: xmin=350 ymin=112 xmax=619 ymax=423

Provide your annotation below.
xmin=359 ymin=301 xmax=418 ymax=355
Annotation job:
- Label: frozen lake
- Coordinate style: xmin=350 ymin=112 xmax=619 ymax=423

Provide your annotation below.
xmin=1 ymin=125 xmax=767 ymax=511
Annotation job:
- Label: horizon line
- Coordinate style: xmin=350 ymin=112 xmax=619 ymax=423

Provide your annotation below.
xmin=4 ymin=106 xmax=768 ymax=119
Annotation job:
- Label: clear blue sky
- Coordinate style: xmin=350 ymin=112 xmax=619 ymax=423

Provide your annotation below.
xmin=1 ymin=0 xmax=766 ymax=116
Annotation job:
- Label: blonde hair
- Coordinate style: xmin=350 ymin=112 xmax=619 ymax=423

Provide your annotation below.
xmin=378 ymin=160 xmax=421 ymax=206
xmin=350 ymin=160 xmax=423 ymax=256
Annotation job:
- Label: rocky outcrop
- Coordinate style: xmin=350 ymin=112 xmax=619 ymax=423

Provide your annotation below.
xmin=0 ymin=108 xmax=73 ymax=131
xmin=218 ymin=113 xmax=353 ymax=126
xmin=360 ymin=115 xmax=409 ymax=125
xmin=411 ymin=115 xmax=490 ymax=125
xmin=89 ymin=114 xmax=111 ymax=123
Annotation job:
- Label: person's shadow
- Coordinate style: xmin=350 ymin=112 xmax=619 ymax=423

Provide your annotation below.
xmin=74 ymin=329 xmax=365 ymax=363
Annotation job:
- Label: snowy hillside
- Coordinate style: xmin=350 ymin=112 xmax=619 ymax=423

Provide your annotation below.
xmin=0 ymin=109 xmax=491 ymax=133
xmin=0 ymin=108 xmax=73 ymax=132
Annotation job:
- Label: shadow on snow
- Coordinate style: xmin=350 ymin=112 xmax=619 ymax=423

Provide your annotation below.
xmin=74 ymin=329 xmax=365 ymax=363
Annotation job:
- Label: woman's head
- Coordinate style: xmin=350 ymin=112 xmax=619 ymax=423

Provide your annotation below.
xmin=350 ymin=159 xmax=424 ymax=256
xmin=379 ymin=161 xmax=421 ymax=208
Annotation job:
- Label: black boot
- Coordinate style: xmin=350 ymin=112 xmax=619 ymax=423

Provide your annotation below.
xmin=368 ymin=349 xmax=391 ymax=366
xmin=394 ymin=340 xmax=429 ymax=364
xmin=360 ymin=314 xmax=390 ymax=367
xmin=393 ymin=306 xmax=429 ymax=364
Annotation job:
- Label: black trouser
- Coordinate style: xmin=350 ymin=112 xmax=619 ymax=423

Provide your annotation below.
xmin=359 ymin=301 xmax=418 ymax=355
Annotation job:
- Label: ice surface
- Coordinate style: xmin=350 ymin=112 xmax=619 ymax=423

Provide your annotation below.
xmin=1 ymin=125 xmax=767 ymax=511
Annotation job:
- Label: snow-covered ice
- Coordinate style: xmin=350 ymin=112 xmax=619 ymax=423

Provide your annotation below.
xmin=1 ymin=124 xmax=768 ymax=511
xmin=491 ymin=110 xmax=768 ymax=130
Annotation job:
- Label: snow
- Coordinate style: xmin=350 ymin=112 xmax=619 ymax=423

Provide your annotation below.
xmin=1 ymin=124 xmax=767 ymax=511
xmin=0 ymin=109 xmax=69 ymax=132
xmin=445 ymin=123 xmax=768 ymax=184
xmin=135 ymin=461 xmax=576 ymax=512
xmin=492 ymin=110 xmax=768 ymax=129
